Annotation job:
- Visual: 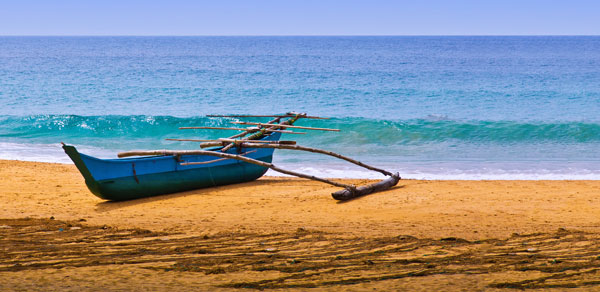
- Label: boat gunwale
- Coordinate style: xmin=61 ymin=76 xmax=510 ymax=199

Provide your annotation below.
xmin=76 ymin=132 xmax=279 ymax=164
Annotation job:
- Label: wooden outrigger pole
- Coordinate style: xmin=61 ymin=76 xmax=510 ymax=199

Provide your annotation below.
xmin=165 ymin=138 xmax=297 ymax=145
xmin=231 ymin=121 xmax=340 ymax=132
xmin=142 ymin=112 xmax=400 ymax=200
xmin=118 ymin=150 xmax=355 ymax=189
xmin=207 ymin=114 xmax=329 ymax=119
xmin=235 ymin=143 xmax=392 ymax=176
xmin=219 ymin=115 xmax=287 ymax=151
xmin=118 ymin=148 xmax=400 ymax=200
xmin=219 ymin=113 xmax=306 ymax=152
xmin=178 ymin=126 xmax=305 ymax=134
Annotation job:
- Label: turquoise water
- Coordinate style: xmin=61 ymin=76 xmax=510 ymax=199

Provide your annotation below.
xmin=1 ymin=36 xmax=599 ymax=179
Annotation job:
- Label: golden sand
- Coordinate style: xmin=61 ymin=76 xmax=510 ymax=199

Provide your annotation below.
xmin=1 ymin=159 xmax=600 ymax=291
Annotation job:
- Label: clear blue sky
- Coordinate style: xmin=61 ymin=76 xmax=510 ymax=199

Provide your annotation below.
xmin=1 ymin=0 xmax=598 ymax=36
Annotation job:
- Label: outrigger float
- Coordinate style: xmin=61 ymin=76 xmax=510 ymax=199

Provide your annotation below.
xmin=63 ymin=113 xmax=400 ymax=201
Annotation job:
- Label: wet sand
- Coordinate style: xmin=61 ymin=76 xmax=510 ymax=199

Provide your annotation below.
xmin=1 ymin=159 xmax=600 ymax=291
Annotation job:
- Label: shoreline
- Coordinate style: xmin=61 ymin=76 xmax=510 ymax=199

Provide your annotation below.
xmin=1 ymin=154 xmax=599 ymax=180
xmin=2 ymin=159 xmax=599 ymax=239
xmin=2 ymin=159 xmax=600 ymax=290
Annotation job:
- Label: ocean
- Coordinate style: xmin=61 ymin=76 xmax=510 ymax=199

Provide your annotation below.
xmin=1 ymin=36 xmax=599 ymax=179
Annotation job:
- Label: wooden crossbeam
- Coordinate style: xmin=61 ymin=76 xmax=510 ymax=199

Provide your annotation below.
xmin=207 ymin=114 xmax=329 ymax=120
xmin=165 ymin=138 xmax=296 ymax=145
xmin=231 ymin=121 xmax=340 ymax=132
xmin=179 ymin=126 xmax=250 ymax=130
xmin=178 ymin=126 xmax=305 ymax=134
xmin=225 ymin=116 xmax=282 ymax=141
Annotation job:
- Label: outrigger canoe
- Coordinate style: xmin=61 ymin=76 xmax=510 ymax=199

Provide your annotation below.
xmin=64 ymin=113 xmax=400 ymax=201
xmin=63 ymin=132 xmax=281 ymax=201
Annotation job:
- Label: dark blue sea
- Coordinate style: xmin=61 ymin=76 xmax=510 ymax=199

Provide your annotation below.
xmin=1 ymin=36 xmax=599 ymax=179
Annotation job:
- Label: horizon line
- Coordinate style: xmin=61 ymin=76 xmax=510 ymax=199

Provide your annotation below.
xmin=1 ymin=34 xmax=600 ymax=37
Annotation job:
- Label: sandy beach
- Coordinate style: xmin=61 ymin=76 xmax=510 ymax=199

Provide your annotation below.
xmin=1 ymin=159 xmax=600 ymax=291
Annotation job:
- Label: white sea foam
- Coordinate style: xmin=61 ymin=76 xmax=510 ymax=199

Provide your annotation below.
xmin=0 ymin=142 xmax=114 ymax=164
xmin=2 ymin=142 xmax=599 ymax=180
xmin=269 ymin=161 xmax=600 ymax=180
xmin=266 ymin=168 xmax=600 ymax=180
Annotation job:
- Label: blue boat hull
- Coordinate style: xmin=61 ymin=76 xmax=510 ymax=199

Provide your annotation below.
xmin=63 ymin=133 xmax=280 ymax=201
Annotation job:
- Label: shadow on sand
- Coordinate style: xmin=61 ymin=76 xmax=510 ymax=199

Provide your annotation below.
xmin=94 ymin=179 xmax=295 ymax=212
xmin=335 ymin=185 xmax=405 ymax=204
